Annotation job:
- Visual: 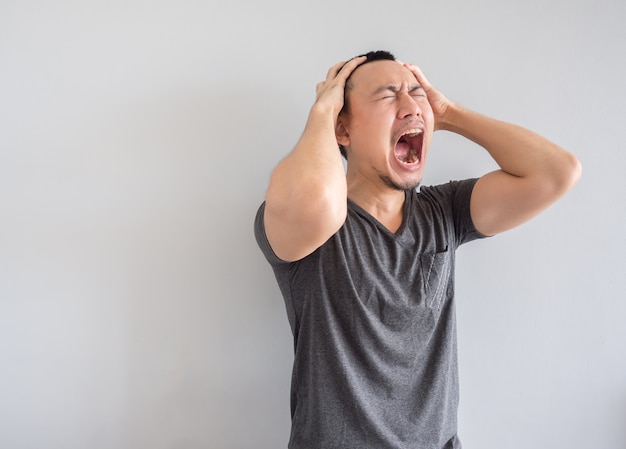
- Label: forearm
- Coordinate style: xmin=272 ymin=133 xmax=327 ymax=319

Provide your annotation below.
xmin=439 ymin=103 xmax=581 ymax=186
xmin=266 ymin=104 xmax=347 ymax=218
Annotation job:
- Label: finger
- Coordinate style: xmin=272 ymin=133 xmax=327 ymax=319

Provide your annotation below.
xmin=403 ymin=63 xmax=432 ymax=89
xmin=326 ymin=60 xmax=348 ymax=81
xmin=333 ymin=55 xmax=367 ymax=81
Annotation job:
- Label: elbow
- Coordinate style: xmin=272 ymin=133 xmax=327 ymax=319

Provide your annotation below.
xmin=545 ymin=151 xmax=582 ymax=200
xmin=560 ymin=152 xmax=582 ymax=192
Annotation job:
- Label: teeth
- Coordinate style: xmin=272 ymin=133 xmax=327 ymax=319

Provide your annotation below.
xmin=402 ymin=128 xmax=423 ymax=137
xmin=400 ymin=148 xmax=420 ymax=165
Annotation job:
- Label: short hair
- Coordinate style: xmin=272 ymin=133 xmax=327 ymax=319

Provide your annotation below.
xmin=338 ymin=50 xmax=396 ymax=159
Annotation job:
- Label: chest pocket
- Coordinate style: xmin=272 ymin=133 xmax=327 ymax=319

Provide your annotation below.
xmin=419 ymin=248 xmax=452 ymax=313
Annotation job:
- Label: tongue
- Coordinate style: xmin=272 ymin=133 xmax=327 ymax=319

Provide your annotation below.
xmin=394 ymin=141 xmax=411 ymax=162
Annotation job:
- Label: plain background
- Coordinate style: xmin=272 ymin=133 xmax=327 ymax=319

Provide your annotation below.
xmin=1 ymin=1 xmax=625 ymax=448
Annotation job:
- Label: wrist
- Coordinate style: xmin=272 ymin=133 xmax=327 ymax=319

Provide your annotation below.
xmin=435 ymin=101 xmax=465 ymax=132
xmin=310 ymin=100 xmax=341 ymax=121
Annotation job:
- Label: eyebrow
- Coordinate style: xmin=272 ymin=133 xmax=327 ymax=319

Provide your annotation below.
xmin=371 ymin=83 xmax=423 ymax=96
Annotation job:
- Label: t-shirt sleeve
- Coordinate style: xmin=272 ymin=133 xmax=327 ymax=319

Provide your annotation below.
xmin=254 ymin=202 xmax=290 ymax=266
xmin=449 ymin=178 xmax=488 ymax=245
xmin=419 ymin=179 xmax=488 ymax=248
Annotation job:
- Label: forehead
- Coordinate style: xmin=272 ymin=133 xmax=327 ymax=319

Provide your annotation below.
xmin=348 ymin=60 xmax=416 ymax=93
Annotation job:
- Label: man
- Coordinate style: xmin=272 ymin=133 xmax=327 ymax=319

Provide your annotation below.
xmin=254 ymin=51 xmax=581 ymax=449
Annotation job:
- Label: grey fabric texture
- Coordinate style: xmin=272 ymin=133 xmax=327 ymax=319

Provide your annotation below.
xmin=254 ymin=179 xmax=485 ymax=449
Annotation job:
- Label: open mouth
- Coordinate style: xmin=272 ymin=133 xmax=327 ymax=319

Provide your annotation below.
xmin=394 ymin=128 xmax=423 ymax=166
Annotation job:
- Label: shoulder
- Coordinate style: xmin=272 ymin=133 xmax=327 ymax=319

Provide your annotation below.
xmin=254 ymin=202 xmax=289 ymax=266
xmin=407 ymin=180 xmax=473 ymax=219
xmin=412 ymin=179 xmax=486 ymax=245
xmin=417 ymin=179 xmax=478 ymax=203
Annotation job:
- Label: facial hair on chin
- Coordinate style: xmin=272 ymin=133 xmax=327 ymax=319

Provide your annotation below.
xmin=377 ymin=172 xmax=421 ymax=192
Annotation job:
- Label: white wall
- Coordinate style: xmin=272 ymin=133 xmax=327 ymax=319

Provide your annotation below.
xmin=1 ymin=1 xmax=624 ymax=448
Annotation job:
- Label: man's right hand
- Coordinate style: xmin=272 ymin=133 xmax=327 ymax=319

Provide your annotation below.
xmin=313 ymin=56 xmax=367 ymax=121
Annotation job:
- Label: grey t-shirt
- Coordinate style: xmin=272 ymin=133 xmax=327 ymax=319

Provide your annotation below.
xmin=255 ymin=179 xmax=485 ymax=449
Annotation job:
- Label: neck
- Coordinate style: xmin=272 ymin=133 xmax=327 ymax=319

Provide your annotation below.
xmin=347 ymin=177 xmax=406 ymax=233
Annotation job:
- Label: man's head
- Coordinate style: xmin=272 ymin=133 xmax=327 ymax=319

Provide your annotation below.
xmin=335 ymin=51 xmax=434 ymax=192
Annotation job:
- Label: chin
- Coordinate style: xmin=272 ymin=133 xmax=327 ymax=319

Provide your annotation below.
xmin=379 ymin=173 xmax=422 ymax=191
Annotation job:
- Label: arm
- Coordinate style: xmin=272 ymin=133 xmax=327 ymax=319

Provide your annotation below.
xmin=405 ymin=64 xmax=582 ymax=236
xmin=264 ymin=57 xmax=366 ymax=262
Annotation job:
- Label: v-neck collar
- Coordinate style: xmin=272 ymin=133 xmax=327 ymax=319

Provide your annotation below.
xmin=347 ymin=190 xmax=414 ymax=241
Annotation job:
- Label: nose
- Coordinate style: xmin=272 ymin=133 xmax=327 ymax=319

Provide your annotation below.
xmin=397 ymin=92 xmax=421 ymax=119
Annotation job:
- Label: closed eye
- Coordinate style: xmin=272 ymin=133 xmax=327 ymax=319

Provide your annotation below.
xmin=373 ymin=84 xmax=425 ymax=101
xmin=409 ymin=87 xmax=426 ymax=97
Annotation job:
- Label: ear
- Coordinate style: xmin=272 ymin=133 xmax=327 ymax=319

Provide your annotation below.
xmin=335 ymin=116 xmax=351 ymax=147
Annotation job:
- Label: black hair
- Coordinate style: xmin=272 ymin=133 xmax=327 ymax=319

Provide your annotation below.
xmin=354 ymin=50 xmax=396 ymax=65
xmin=338 ymin=50 xmax=396 ymax=159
